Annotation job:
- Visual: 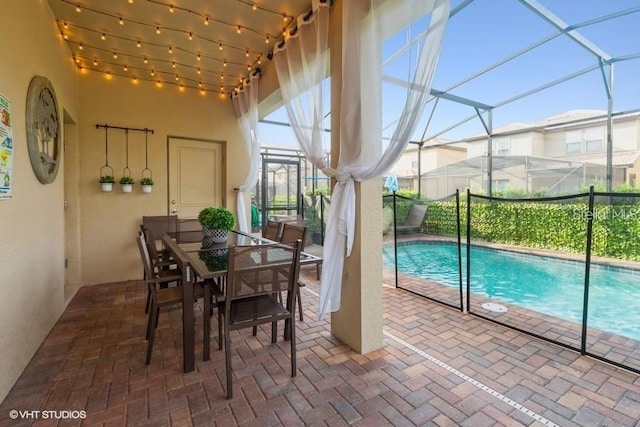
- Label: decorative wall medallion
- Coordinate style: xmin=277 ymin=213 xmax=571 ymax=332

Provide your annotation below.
xmin=25 ymin=76 xmax=60 ymax=184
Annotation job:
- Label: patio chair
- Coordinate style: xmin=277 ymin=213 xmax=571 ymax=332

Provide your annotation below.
xmin=263 ymin=219 xmax=282 ymax=241
xmin=279 ymin=223 xmax=308 ymax=321
xmin=218 ymin=241 xmax=302 ymax=398
xmin=396 ymin=204 xmax=428 ymax=234
xmin=136 ymin=232 xmax=205 ymax=365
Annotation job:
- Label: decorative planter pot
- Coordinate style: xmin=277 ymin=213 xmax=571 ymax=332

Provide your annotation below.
xmin=121 ymin=184 xmax=133 ymax=193
xmin=141 ymin=184 xmax=153 ymax=194
xmin=203 ymin=227 xmax=228 ymax=243
xmin=101 ymin=183 xmax=113 ymax=192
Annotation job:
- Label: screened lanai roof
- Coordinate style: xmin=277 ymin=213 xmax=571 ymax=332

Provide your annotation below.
xmin=259 ymin=0 xmax=640 ymax=149
xmin=422 ymin=155 xmax=592 ymax=179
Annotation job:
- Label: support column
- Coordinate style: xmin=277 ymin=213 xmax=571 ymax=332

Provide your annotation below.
xmin=328 ymin=0 xmax=383 ymax=354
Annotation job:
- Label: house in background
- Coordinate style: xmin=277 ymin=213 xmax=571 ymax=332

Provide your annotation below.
xmin=416 ymin=110 xmax=640 ymax=198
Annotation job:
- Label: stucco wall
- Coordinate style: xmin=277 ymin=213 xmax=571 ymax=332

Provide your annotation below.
xmin=0 ymin=0 xmax=80 ymax=403
xmin=77 ymin=70 xmax=245 ymax=285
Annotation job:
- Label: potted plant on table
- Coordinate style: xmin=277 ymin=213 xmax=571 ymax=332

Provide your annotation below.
xmin=140 ymin=177 xmax=154 ymax=194
xmin=99 ymin=175 xmax=115 ymax=192
xmin=198 ymin=206 xmax=236 ymax=243
xmin=119 ymin=176 xmax=134 ymax=193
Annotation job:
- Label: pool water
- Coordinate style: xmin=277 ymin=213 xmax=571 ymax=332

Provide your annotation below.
xmin=384 ymin=241 xmax=640 ymax=341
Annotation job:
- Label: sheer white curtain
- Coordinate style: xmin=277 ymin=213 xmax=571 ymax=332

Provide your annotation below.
xmin=319 ymin=0 xmax=450 ymax=316
xmin=273 ymin=0 xmax=330 ymax=168
xmin=232 ymin=74 xmax=261 ymax=233
xmin=274 ymin=0 xmax=449 ymax=317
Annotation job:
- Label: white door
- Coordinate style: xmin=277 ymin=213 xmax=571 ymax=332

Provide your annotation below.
xmin=168 ymin=137 xmax=225 ymax=219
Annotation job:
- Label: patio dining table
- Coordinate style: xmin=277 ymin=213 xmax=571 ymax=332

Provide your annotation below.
xmin=161 ymin=229 xmax=322 ymax=373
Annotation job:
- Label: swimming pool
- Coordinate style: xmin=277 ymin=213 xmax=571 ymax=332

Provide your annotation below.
xmin=383 ymin=241 xmax=640 ymax=341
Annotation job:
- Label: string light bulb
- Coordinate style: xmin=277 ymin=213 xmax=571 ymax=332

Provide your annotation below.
xmin=237 ymin=25 xmax=242 ymax=34
xmin=137 ymin=41 xmax=142 ymax=48
xmin=169 ymin=4 xmax=174 ymax=13
xmin=119 ymin=17 xmax=124 ymax=25
xmin=265 ymin=35 xmax=270 ymax=44
xmin=196 ymin=68 xmax=201 ymax=74
xmin=156 ymin=26 xmax=161 ymax=34
xmin=150 ymin=69 xmax=155 ymax=76
xmin=172 ymin=61 xmax=176 ymax=68
xmin=63 ymin=21 xmax=69 ymax=29
xmin=143 ymin=57 xmax=148 ymax=64
xmin=246 ymin=50 xmax=249 ymax=57
xmin=223 ymin=60 xmax=227 ymax=67
xmin=252 ymin=4 xmax=257 ymax=11
xmin=62 ymin=32 xmax=69 ymax=40
xmin=204 ymin=16 xmax=209 ymax=25
xmin=78 ymin=43 xmax=83 ymax=50
xmin=93 ymin=59 xmax=98 ymax=66
xmin=123 ymin=65 xmax=128 ymax=71
xmin=75 ymin=4 xmax=81 ymax=13
xmin=113 ymin=52 xmax=118 ymax=59
xmin=188 ymin=32 xmax=193 ymax=40
xmin=219 ymin=43 xmax=223 ymax=50
xmin=168 ymin=46 xmax=173 ymax=53
xmin=197 ymin=53 xmax=201 ymax=61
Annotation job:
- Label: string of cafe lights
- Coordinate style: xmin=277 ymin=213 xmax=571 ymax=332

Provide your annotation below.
xmin=69 ymin=41 xmax=246 ymax=96
xmin=62 ymin=28 xmax=256 ymax=71
xmin=145 ymin=0 xmax=294 ymax=40
xmin=71 ymin=48 xmax=244 ymax=84
xmin=76 ymin=58 xmax=231 ymax=95
xmin=60 ymin=0 xmax=293 ymax=43
xmin=55 ymin=0 xmax=294 ymax=94
xmin=58 ymin=20 xmax=264 ymax=60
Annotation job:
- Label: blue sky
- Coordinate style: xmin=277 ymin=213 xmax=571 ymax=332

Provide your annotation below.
xmin=259 ymin=0 xmax=640 ymax=147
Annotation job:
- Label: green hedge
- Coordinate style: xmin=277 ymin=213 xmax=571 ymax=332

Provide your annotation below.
xmin=421 ymin=200 xmax=640 ymax=261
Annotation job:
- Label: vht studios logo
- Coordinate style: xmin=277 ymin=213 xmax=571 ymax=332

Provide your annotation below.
xmin=9 ymin=410 xmax=87 ymax=420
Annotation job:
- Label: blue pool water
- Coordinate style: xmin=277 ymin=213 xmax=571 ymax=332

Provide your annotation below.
xmin=383 ymin=241 xmax=640 ymax=341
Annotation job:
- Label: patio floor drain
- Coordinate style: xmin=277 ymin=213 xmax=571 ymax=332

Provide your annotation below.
xmin=482 ymin=302 xmax=507 ymax=313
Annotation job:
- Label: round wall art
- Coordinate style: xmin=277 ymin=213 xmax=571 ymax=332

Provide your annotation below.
xmin=25 ymin=76 xmax=61 ymax=184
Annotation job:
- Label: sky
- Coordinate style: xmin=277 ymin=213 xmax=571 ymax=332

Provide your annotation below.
xmin=258 ymin=0 xmax=640 ymax=149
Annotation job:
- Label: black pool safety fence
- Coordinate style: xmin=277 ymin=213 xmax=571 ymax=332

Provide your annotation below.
xmin=384 ymin=187 xmax=640 ymax=375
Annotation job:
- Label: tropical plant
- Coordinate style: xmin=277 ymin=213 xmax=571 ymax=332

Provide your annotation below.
xmin=99 ymin=175 xmax=115 ymax=183
xmin=198 ymin=206 xmax=236 ymax=231
xmin=119 ymin=176 xmax=134 ymax=185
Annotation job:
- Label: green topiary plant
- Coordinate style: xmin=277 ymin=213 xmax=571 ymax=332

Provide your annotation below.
xmin=99 ymin=175 xmax=115 ymax=183
xmin=140 ymin=177 xmax=154 ymax=185
xmin=119 ymin=176 xmax=134 ymax=185
xmin=198 ymin=206 xmax=236 ymax=231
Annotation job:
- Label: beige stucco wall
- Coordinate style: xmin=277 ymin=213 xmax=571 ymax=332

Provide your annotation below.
xmin=77 ymin=70 xmax=245 ymax=285
xmin=0 ymin=0 xmax=80 ymax=403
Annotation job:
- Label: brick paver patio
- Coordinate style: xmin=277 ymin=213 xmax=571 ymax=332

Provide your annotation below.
xmin=1 ymin=265 xmax=640 ymax=426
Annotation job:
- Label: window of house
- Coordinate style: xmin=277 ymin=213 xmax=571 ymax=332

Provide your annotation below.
xmin=493 ymin=138 xmax=510 ymax=155
xmin=584 ymin=127 xmax=603 ymax=153
xmin=565 ymin=130 xmax=582 ymax=154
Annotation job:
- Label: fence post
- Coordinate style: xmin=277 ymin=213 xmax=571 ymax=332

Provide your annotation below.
xmin=466 ymin=189 xmax=471 ymax=313
xmin=392 ymin=193 xmax=399 ymax=289
xmin=456 ymin=189 xmax=463 ymax=312
xmin=580 ymin=185 xmax=595 ymax=355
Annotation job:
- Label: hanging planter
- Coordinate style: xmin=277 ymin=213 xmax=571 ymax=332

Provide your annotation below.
xmin=120 ymin=174 xmax=134 ymax=192
xmin=140 ymin=177 xmax=154 ymax=193
xmin=120 ymin=129 xmax=133 ymax=193
xmin=140 ymin=130 xmax=154 ymax=194
xmin=98 ymin=126 xmax=114 ymax=192
xmin=99 ymin=166 xmax=115 ymax=192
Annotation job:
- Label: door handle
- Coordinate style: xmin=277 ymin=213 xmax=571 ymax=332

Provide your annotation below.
xmin=171 ymin=208 xmax=178 ymax=214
